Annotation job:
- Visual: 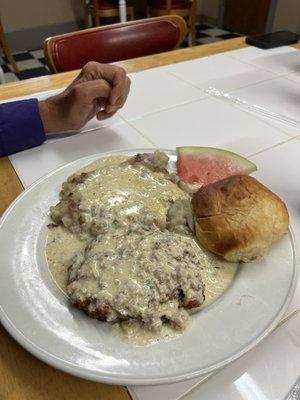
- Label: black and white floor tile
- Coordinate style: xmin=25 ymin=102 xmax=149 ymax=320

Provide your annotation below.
xmin=195 ymin=23 xmax=241 ymax=44
xmin=0 ymin=24 xmax=241 ymax=83
xmin=0 ymin=49 xmax=50 ymax=83
xmin=180 ymin=23 xmax=241 ymax=47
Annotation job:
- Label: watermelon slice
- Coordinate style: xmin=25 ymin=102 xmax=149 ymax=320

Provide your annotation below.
xmin=176 ymin=147 xmax=257 ymax=186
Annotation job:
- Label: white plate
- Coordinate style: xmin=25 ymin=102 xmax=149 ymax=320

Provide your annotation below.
xmin=0 ymin=148 xmax=298 ymax=386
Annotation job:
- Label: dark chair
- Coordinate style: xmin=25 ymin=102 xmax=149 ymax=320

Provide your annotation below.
xmin=81 ymin=0 xmax=134 ymax=27
xmin=0 ymin=16 xmax=19 ymax=73
xmin=44 ymin=16 xmax=187 ymax=73
xmin=148 ymin=0 xmax=196 ymax=46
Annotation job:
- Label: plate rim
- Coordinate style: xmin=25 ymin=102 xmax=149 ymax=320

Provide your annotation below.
xmin=0 ymin=148 xmax=298 ymax=386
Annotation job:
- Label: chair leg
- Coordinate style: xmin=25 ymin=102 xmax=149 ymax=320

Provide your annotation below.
xmin=0 ymin=65 xmax=5 ymax=84
xmin=189 ymin=13 xmax=196 ymax=46
xmin=94 ymin=12 xmax=101 ymax=26
xmin=3 ymin=45 xmax=19 ymax=73
xmin=128 ymin=8 xmax=134 ymax=20
xmin=81 ymin=0 xmax=90 ymax=28
xmin=0 ymin=26 xmax=19 ymax=73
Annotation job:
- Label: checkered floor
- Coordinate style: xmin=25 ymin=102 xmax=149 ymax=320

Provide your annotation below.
xmin=0 ymin=24 xmax=241 ymax=83
xmin=0 ymin=49 xmax=50 ymax=83
xmin=195 ymin=23 xmax=241 ymax=44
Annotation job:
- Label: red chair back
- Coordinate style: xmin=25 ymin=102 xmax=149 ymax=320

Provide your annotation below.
xmin=44 ymin=16 xmax=187 ymax=73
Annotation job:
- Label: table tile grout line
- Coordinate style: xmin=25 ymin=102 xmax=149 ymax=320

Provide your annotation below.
xmin=207 ymin=88 xmax=297 ymax=139
xmin=162 ymin=68 xmax=300 ymax=133
xmin=120 ymin=96 xmax=295 ymax=160
xmin=177 ymin=373 xmax=215 ymax=400
xmin=228 ymin=73 xmax=300 ymax=133
xmin=179 ymin=307 xmax=300 ymax=400
xmin=123 ymin=88 xmax=294 ymax=151
xmin=222 ymin=48 xmax=300 ymax=78
xmin=246 ymin=137 xmax=296 ymax=159
xmin=117 ymin=113 xmax=159 ymax=148
xmin=164 ymin=67 xmax=280 ymax=96
xmin=118 ymin=94 xmax=207 ymax=122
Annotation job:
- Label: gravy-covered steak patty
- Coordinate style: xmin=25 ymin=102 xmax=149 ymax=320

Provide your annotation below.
xmin=68 ymin=229 xmax=205 ymax=331
xmin=48 ymin=152 xmax=212 ymax=335
xmin=50 ymin=151 xmax=190 ymax=240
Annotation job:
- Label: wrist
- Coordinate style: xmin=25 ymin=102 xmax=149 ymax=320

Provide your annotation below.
xmin=38 ymin=97 xmax=66 ymax=134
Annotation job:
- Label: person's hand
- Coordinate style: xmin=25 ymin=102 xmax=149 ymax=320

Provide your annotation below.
xmin=38 ymin=62 xmax=131 ymax=133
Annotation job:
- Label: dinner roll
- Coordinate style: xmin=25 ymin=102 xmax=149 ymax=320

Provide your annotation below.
xmin=192 ymin=175 xmax=289 ymax=262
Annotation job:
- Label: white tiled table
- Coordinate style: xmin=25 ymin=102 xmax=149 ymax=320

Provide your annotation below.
xmin=1 ymin=40 xmax=300 ymax=400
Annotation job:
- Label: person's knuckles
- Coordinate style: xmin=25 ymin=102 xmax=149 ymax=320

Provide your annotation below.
xmin=114 ymin=67 xmax=127 ymax=84
xmin=82 ymin=61 xmax=103 ymax=74
xmin=70 ymin=84 xmax=87 ymax=101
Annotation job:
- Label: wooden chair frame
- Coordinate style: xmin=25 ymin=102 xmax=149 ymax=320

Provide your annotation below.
xmin=44 ymin=15 xmax=188 ymax=73
xmin=81 ymin=0 xmax=135 ymax=27
xmin=0 ymin=18 xmax=19 ymax=74
xmin=148 ymin=0 xmax=196 ymax=45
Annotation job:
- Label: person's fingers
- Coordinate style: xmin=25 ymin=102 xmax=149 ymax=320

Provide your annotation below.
xmin=71 ymin=79 xmax=112 ymax=103
xmin=105 ymin=76 xmax=131 ymax=113
xmin=66 ymin=63 xmax=129 ymax=107
xmin=109 ymin=68 xmax=128 ymax=106
xmin=76 ymin=62 xmax=127 ymax=85
xmin=96 ymin=110 xmax=117 ymax=120
xmin=97 ymin=97 xmax=108 ymax=111
xmin=79 ymin=62 xmax=128 ymax=106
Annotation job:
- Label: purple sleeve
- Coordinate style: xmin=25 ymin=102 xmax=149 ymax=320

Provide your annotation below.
xmin=0 ymin=99 xmax=46 ymax=156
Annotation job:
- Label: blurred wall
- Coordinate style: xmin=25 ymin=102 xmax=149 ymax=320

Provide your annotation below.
xmin=197 ymin=0 xmax=219 ymax=23
xmin=0 ymin=0 xmax=83 ymax=50
xmin=0 ymin=0 xmax=82 ymax=32
xmin=272 ymin=0 xmax=300 ymax=32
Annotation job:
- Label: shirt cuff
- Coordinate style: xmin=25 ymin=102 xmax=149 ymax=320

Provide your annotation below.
xmin=0 ymin=98 xmax=46 ymax=157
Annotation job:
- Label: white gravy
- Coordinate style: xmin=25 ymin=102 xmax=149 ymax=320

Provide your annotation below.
xmin=46 ymin=154 xmax=238 ymax=346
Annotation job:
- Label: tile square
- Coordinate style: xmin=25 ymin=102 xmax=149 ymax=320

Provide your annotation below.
xmin=217 ymin=33 xmax=241 ymax=39
xmin=9 ymin=59 xmax=44 ymax=72
xmin=18 ymin=67 xmax=50 ymax=80
xmin=9 ymin=123 xmax=153 ymax=188
xmin=203 ymin=28 xmax=231 ymax=36
xmin=163 ymin=54 xmax=277 ymax=91
xmin=3 ymin=72 xmax=19 ymax=83
xmin=225 ymin=46 xmax=300 ymax=75
xmin=183 ymin=313 xmax=300 ymax=400
xmin=38 ymin=57 xmax=47 ymax=65
xmin=196 ymin=32 xmax=210 ymax=39
xmin=129 ymin=375 xmax=210 ymax=400
xmin=195 ymin=23 xmax=212 ymax=31
xmin=29 ymin=49 xmax=44 ymax=59
xmin=230 ymin=77 xmax=300 ymax=136
xmin=131 ymin=96 xmax=289 ymax=155
xmin=285 ymin=71 xmax=300 ymax=83
xmin=196 ymin=36 xmax=223 ymax=45
xmin=12 ymin=52 xmax=34 ymax=61
xmin=1 ymin=63 xmax=11 ymax=73
xmin=180 ymin=40 xmax=189 ymax=48
xmin=118 ymin=68 xmax=205 ymax=121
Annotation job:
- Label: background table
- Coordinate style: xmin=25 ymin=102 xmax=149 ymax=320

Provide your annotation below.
xmin=1 ymin=37 xmax=299 ymax=400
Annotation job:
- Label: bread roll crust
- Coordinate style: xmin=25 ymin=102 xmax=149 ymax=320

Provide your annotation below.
xmin=192 ymin=175 xmax=289 ymax=262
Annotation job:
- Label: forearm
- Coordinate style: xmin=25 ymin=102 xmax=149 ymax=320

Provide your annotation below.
xmin=0 ymin=99 xmax=46 ymax=157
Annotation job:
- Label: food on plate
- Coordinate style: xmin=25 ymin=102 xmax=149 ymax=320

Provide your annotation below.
xmin=68 ymin=229 xmax=205 ymax=331
xmin=46 ymin=150 xmax=237 ymax=345
xmin=192 ymin=175 xmax=289 ymax=262
xmin=50 ymin=151 xmax=188 ymax=240
xmin=176 ymin=146 xmax=257 ymax=187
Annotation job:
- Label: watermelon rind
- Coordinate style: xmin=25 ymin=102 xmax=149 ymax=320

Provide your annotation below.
xmin=176 ymin=146 xmax=257 ymax=174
